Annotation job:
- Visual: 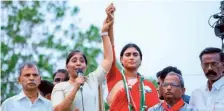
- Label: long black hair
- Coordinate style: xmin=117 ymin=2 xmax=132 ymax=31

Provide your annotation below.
xmin=66 ymin=50 xmax=88 ymax=65
xmin=120 ymin=43 xmax=142 ymax=60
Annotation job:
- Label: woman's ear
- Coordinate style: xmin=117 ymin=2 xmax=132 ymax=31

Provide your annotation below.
xmin=120 ymin=57 xmax=123 ymax=63
xmin=66 ymin=65 xmax=68 ymax=69
xmin=120 ymin=57 xmax=124 ymax=66
xmin=84 ymin=65 xmax=88 ymax=72
xmin=138 ymin=60 xmax=142 ymax=67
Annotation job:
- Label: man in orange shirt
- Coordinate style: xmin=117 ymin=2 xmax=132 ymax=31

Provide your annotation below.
xmin=148 ymin=72 xmax=197 ymax=111
xmin=156 ymin=66 xmax=190 ymax=103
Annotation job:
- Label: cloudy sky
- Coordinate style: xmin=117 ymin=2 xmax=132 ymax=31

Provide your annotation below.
xmin=66 ymin=0 xmax=221 ymax=95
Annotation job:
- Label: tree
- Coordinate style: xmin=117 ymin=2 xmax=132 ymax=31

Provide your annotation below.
xmin=1 ymin=1 xmax=102 ymax=103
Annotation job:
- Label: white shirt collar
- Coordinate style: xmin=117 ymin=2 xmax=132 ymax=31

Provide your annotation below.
xmin=206 ymin=76 xmax=224 ymax=91
xmin=15 ymin=90 xmax=45 ymax=102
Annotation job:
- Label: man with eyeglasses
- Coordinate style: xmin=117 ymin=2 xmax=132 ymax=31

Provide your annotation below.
xmin=156 ymin=66 xmax=190 ymax=103
xmin=189 ymin=47 xmax=224 ymax=111
xmin=148 ymin=72 xmax=197 ymax=111
xmin=53 ymin=69 xmax=69 ymax=85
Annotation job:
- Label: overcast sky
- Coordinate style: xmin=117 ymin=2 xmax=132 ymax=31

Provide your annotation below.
xmin=63 ymin=0 xmax=221 ymax=95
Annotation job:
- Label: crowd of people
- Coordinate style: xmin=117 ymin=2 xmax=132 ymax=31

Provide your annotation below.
xmin=2 ymin=3 xmax=224 ymax=111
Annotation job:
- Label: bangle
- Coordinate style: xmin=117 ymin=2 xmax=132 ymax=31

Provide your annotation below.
xmin=100 ymin=32 xmax=108 ymax=37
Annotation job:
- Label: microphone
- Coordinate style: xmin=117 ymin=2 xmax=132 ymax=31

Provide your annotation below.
xmin=77 ymin=68 xmax=83 ymax=77
xmin=76 ymin=69 xmax=85 ymax=111
xmin=76 ymin=68 xmax=84 ymax=89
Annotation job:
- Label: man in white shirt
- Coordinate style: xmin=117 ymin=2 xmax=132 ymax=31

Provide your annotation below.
xmin=1 ymin=62 xmax=52 ymax=111
xmin=189 ymin=47 xmax=224 ymax=111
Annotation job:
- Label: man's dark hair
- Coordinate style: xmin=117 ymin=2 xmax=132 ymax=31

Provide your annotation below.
xmin=38 ymin=80 xmax=54 ymax=96
xmin=156 ymin=66 xmax=182 ymax=81
xmin=19 ymin=62 xmax=39 ymax=76
xmin=53 ymin=69 xmax=69 ymax=81
xmin=199 ymin=47 xmax=223 ymax=62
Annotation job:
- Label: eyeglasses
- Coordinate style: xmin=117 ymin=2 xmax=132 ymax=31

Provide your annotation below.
xmin=162 ymin=83 xmax=182 ymax=88
xmin=201 ymin=62 xmax=220 ymax=68
xmin=54 ymin=78 xmax=64 ymax=82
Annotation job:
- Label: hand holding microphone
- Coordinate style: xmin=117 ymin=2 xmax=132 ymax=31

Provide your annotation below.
xmin=75 ymin=69 xmax=86 ymax=111
xmin=75 ymin=69 xmax=85 ymax=89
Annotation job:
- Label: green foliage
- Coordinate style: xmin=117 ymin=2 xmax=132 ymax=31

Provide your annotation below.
xmin=1 ymin=1 xmax=102 ymax=103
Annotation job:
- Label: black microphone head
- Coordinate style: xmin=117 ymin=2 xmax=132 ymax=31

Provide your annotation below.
xmin=76 ymin=69 xmax=84 ymax=87
xmin=76 ymin=68 xmax=83 ymax=73
xmin=76 ymin=68 xmax=83 ymax=76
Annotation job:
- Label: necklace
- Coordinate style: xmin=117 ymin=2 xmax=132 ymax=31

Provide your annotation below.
xmin=121 ymin=70 xmax=146 ymax=111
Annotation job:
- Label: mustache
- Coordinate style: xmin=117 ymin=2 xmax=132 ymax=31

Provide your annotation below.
xmin=206 ymin=70 xmax=217 ymax=76
xmin=165 ymin=92 xmax=173 ymax=95
xmin=27 ymin=81 xmax=37 ymax=84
